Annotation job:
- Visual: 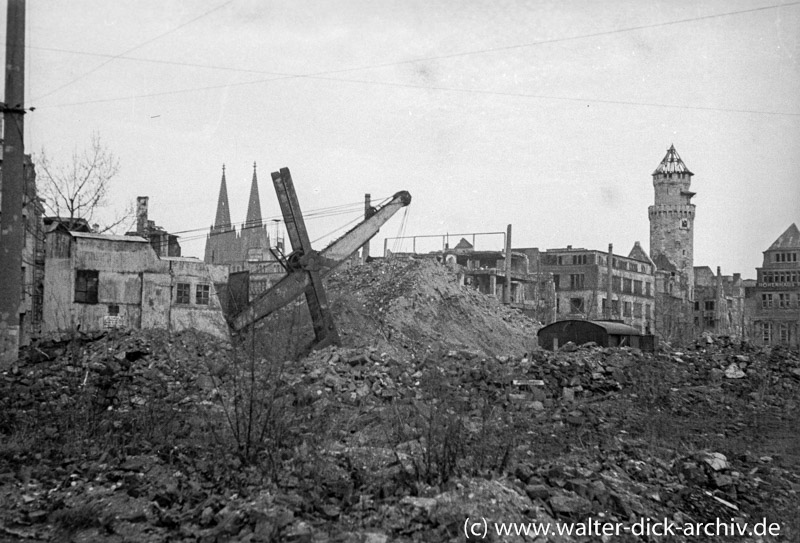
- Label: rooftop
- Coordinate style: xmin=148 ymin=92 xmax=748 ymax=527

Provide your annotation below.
xmin=653 ymin=144 xmax=694 ymax=176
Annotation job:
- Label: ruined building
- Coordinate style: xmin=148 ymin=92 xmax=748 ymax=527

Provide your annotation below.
xmin=534 ymin=243 xmax=656 ymax=333
xmin=43 ymin=224 xmax=229 ymax=340
xmin=203 ymin=164 xmax=284 ymax=306
xmin=747 ymin=223 xmax=800 ymax=346
xmin=649 ymin=145 xmax=695 ymax=343
xmin=693 ymin=266 xmax=746 ymax=337
xmin=443 ymin=239 xmax=557 ymax=323
xmin=127 ymin=196 xmax=181 ymax=257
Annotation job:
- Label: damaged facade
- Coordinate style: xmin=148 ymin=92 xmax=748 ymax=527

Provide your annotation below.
xmin=535 ymin=243 xmax=656 ymax=333
xmin=43 ymin=225 xmax=228 ymax=340
xmin=127 ymin=196 xmax=181 ymax=257
xmin=748 ymin=223 xmax=800 ymax=346
xmin=443 ymin=239 xmax=556 ymax=323
xmin=693 ymin=266 xmax=746 ymax=337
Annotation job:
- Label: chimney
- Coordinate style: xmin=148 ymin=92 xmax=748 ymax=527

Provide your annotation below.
xmin=136 ymin=196 xmax=149 ymax=235
xmin=606 ymin=243 xmax=613 ymax=319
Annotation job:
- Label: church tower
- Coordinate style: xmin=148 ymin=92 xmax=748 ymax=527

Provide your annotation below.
xmin=240 ymin=162 xmax=270 ymax=261
xmin=649 ymin=144 xmax=695 ymax=295
xmin=204 ymin=165 xmax=238 ymax=264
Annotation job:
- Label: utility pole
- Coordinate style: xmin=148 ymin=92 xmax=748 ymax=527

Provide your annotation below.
xmin=361 ymin=193 xmax=371 ymax=264
xmin=606 ymin=243 xmax=614 ymax=319
xmin=503 ymin=224 xmax=512 ymax=304
xmin=0 ymin=0 xmax=27 ymax=367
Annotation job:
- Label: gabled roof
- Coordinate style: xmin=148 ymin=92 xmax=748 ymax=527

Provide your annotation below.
xmin=627 ymin=241 xmax=653 ymax=265
xmin=454 ymin=238 xmax=474 ymax=250
xmin=653 ymin=144 xmax=693 ymax=176
xmin=767 ymin=223 xmax=800 ymax=251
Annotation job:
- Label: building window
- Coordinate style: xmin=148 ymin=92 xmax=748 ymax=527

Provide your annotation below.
xmin=623 ymin=301 xmax=632 ymax=317
xmin=612 ymin=299 xmax=620 ymax=316
xmin=760 ymin=322 xmax=771 ymax=343
xmin=778 ymin=293 xmax=790 ymax=308
xmin=694 ymin=301 xmax=700 ymax=311
xmin=705 ymin=300 xmax=715 ymax=311
xmin=633 ymin=280 xmax=642 ymax=295
xmin=176 ymin=283 xmax=191 ymax=304
xmin=704 ymin=316 xmax=715 ymax=328
xmin=633 ymin=302 xmax=642 ymax=318
xmin=572 ymin=254 xmax=588 ymax=265
xmin=570 ymin=297 xmax=584 ymax=313
xmin=680 ymin=218 xmax=689 ymax=229
xmin=75 ymin=270 xmax=99 ymax=304
xmin=108 ymin=304 xmax=120 ymax=316
xmin=645 ymin=304 xmax=650 ymax=319
xmin=761 ymin=293 xmax=773 ymax=308
xmin=623 ymin=278 xmax=632 ymax=294
xmin=570 ymin=274 xmax=585 ymax=289
xmin=645 ymin=282 xmax=651 ymax=296
xmin=553 ymin=274 xmax=560 ymax=290
xmin=196 ymin=283 xmax=210 ymax=305
xmin=779 ymin=323 xmax=789 ymax=343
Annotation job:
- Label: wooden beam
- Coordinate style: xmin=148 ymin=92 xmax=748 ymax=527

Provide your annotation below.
xmin=271 ymin=168 xmax=340 ymax=347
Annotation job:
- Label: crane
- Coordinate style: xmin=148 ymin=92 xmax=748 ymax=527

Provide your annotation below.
xmin=228 ymin=167 xmax=411 ymax=349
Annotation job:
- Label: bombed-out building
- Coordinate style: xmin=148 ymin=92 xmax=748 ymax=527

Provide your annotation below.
xmin=748 ymin=223 xmax=800 ymax=346
xmin=693 ymin=266 xmax=746 ymax=338
xmin=533 ymin=243 xmax=656 ymax=333
xmin=43 ymin=217 xmax=228 ymax=340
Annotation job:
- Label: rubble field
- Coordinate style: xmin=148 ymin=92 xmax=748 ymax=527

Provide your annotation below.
xmin=1 ymin=258 xmax=798 ymax=542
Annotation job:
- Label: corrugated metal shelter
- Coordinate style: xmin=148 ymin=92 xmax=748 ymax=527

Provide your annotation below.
xmin=537 ymin=320 xmax=655 ymax=351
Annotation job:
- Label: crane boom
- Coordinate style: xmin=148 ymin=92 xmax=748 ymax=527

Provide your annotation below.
xmin=230 ymin=188 xmax=411 ymax=332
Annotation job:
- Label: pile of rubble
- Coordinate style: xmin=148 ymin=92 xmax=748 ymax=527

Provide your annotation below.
xmin=0 ymin=258 xmax=798 ymax=542
xmin=327 ymin=257 xmax=541 ymax=356
xmin=1 ymin=329 xmax=229 ymax=417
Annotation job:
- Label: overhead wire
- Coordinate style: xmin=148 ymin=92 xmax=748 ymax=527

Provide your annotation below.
xmin=32 ymin=0 xmax=234 ymax=102
xmin=32 ymin=1 xmax=799 ymax=82
xmin=29 ymin=2 xmax=800 ymax=117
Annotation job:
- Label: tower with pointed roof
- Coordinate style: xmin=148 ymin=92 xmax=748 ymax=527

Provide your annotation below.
xmin=204 ymin=165 xmax=239 ymax=265
xmin=649 ymin=144 xmax=696 ymax=290
xmin=240 ymin=162 xmax=270 ymax=261
xmin=648 ymin=145 xmax=695 ymax=342
xmin=204 ymin=163 xmax=284 ymax=301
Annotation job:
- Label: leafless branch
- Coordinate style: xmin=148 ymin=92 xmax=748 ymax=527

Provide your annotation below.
xmin=35 ymin=132 xmax=130 ymax=233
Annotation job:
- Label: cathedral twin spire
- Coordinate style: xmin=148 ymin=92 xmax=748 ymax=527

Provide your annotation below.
xmin=212 ymin=162 xmax=263 ymax=231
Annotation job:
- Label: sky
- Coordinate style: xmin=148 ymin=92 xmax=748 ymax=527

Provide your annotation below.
xmin=5 ymin=0 xmax=800 ymax=278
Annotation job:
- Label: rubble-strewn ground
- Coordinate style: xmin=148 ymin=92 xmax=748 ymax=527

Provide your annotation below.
xmin=1 ymin=258 xmax=798 ymax=542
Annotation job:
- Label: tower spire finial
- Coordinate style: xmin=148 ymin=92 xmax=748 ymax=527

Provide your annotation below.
xmin=213 ymin=165 xmax=232 ymax=231
xmin=245 ymin=161 xmax=263 ymax=228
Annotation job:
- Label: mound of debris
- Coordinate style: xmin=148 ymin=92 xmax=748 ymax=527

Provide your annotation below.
xmin=327 ymin=257 xmax=541 ymax=356
xmin=1 ymin=268 xmax=799 ymax=541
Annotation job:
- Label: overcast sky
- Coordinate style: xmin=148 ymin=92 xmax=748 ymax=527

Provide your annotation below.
xmin=8 ymin=0 xmax=800 ymax=277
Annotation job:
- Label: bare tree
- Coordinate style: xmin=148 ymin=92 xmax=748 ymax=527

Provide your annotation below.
xmin=37 ymin=133 xmax=133 ymax=233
